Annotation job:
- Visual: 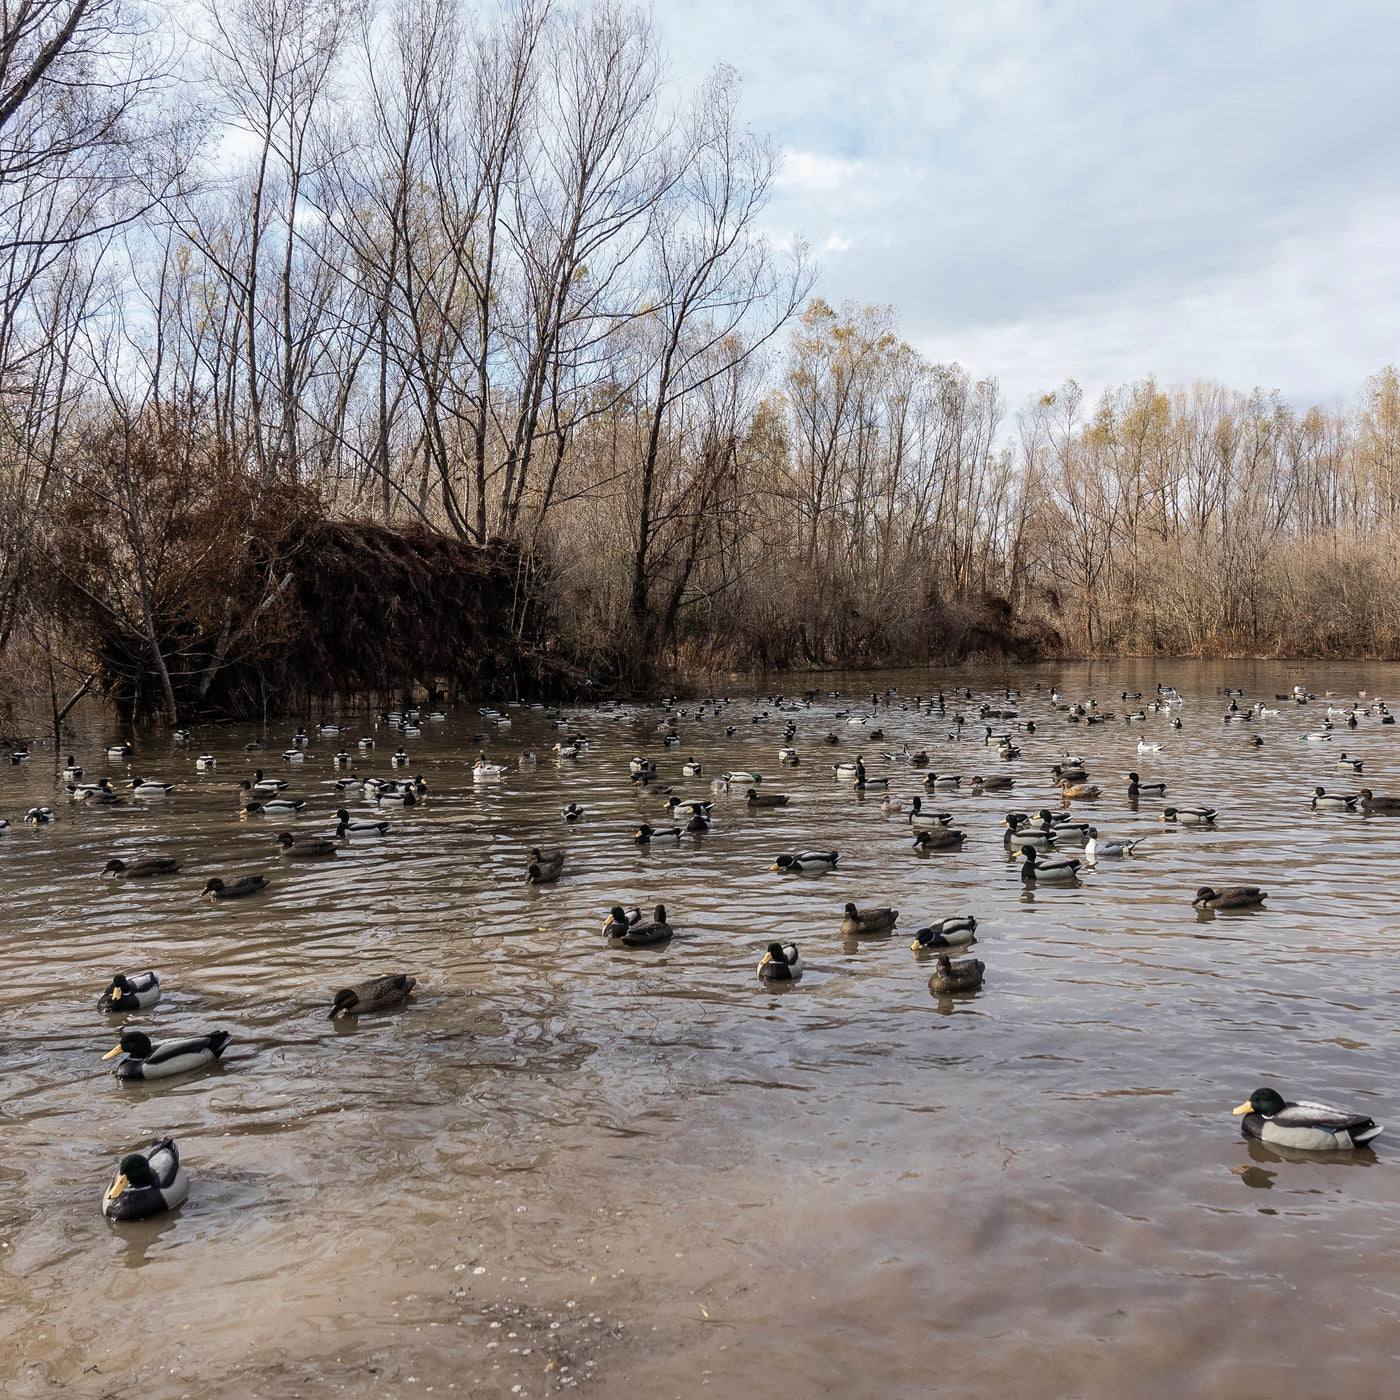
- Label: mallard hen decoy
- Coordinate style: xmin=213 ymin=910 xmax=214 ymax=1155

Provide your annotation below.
xmin=840 ymin=903 xmax=898 ymax=936
xmin=1232 ymin=1087 xmax=1382 ymax=1150
xmin=1193 ymin=885 xmax=1266 ymax=909
xmin=928 ymin=953 xmax=984 ymax=994
xmin=745 ymin=788 xmax=788 ymax=807
xmin=199 ymin=875 xmax=269 ymax=900
xmin=527 ymin=847 xmax=565 ymax=883
xmin=912 ymin=827 xmax=965 ymax=851
xmin=276 ymin=832 xmax=337 ymax=858
xmin=1358 ymin=789 xmax=1400 ymax=812
xmin=103 ymin=1029 xmax=231 ymax=1080
xmin=102 ymin=857 xmax=180 ymax=880
xmin=328 ymin=974 xmax=416 ymax=1018
xmin=102 ymin=1139 xmax=188 ymax=1221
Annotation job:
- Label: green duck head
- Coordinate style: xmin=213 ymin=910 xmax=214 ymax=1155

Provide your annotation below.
xmin=1233 ymin=1087 xmax=1286 ymax=1118
xmin=103 ymin=1030 xmax=153 ymax=1061
xmin=106 ymin=1151 xmax=157 ymax=1203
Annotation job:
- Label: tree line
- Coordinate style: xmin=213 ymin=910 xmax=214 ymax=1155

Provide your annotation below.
xmin=0 ymin=0 xmax=1396 ymax=721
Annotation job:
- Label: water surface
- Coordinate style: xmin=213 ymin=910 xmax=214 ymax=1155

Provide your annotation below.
xmin=3 ymin=660 xmax=1399 ymax=1398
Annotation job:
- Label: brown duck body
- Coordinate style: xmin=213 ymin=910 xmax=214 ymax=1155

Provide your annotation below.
xmin=1358 ymin=789 xmax=1400 ymax=812
xmin=328 ymin=974 xmax=416 ymax=1017
xmin=620 ymin=904 xmax=673 ymax=945
xmin=527 ymin=848 xmax=565 ymax=883
xmin=929 ymin=953 xmax=984 ymax=994
xmin=841 ymin=903 xmax=898 ymax=936
xmin=912 ymin=827 xmax=965 ymax=851
xmin=1193 ymin=885 xmax=1267 ymax=909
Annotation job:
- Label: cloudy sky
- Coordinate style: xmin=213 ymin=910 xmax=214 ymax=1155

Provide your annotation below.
xmin=651 ymin=0 xmax=1400 ymax=411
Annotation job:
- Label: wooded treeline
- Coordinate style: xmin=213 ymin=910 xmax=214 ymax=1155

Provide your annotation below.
xmin=0 ymin=0 xmax=1397 ymax=721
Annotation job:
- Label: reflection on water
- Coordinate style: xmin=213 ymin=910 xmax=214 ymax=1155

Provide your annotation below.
xmin=3 ymin=659 xmax=1400 ymax=1397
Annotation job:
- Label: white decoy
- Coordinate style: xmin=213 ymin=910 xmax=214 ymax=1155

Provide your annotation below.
xmin=1084 ymin=828 xmax=1144 ymax=858
xmin=195 ymin=754 xmax=216 ymax=771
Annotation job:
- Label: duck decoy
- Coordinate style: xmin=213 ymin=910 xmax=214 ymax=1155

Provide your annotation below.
xmin=970 ymin=774 xmax=1014 ymax=791
xmin=102 ymin=857 xmax=180 ymax=880
xmin=664 ymin=798 xmax=714 ymax=817
xmin=924 ymin=773 xmax=961 ymax=789
xmin=1232 ymin=1087 xmax=1382 ymax=1151
xmin=909 ymin=916 xmax=978 ymax=950
xmin=526 ymin=847 xmax=565 ymax=883
xmin=928 ymin=952 xmax=984 ymax=994
xmin=603 ymin=906 xmax=642 ymax=939
xmin=1336 ymin=754 xmax=1363 ymax=773
xmin=620 ymin=903 xmax=673 ymax=945
xmin=771 ymin=850 xmax=838 ymax=872
xmin=634 ymin=823 xmax=682 ymax=843
xmin=745 ymin=788 xmax=788 ymax=807
xmin=195 ymin=754 xmax=217 ymax=771
xmin=682 ymin=760 xmax=702 ymax=776
xmin=913 ymin=827 xmax=965 ymax=851
xmin=335 ymin=807 xmax=391 ymax=836
xmin=276 ymin=832 xmax=337 ymax=858
xmin=908 ymin=796 xmax=954 ymax=828
xmin=840 ymin=903 xmax=898 ymax=936
xmin=561 ymin=803 xmax=586 ymax=821
xmin=1311 ymin=787 xmax=1359 ymax=811
xmin=106 ymin=743 xmax=134 ymax=759
xmin=243 ymin=797 xmax=306 ymax=815
xmin=199 ymin=875 xmax=269 ymax=900
xmin=1126 ymin=772 xmax=1166 ymax=796
xmin=102 ymin=1139 xmax=188 ymax=1221
xmin=328 ymin=974 xmax=416 ymax=1017
xmin=1083 ymin=828 xmax=1143 ymax=858
xmin=1193 ymin=885 xmax=1266 ymax=909
xmin=758 ymin=942 xmax=803 ymax=981
xmin=98 ymin=971 xmax=160 ymax=1012
xmin=63 ymin=756 xmax=84 ymax=779
xmin=375 ymin=786 xmax=416 ymax=807
xmin=129 ymin=777 xmax=176 ymax=797
xmin=1161 ymin=806 xmax=1216 ymax=825
xmin=1358 ymin=789 xmax=1400 ymax=812
xmin=474 ymin=755 xmax=507 ymax=778
xmin=1019 ymin=845 xmax=1080 ymax=883
xmin=103 ymin=1029 xmax=231 ymax=1080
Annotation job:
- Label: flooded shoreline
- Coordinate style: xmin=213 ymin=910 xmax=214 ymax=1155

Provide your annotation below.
xmin=4 ymin=659 xmax=1400 ymax=1398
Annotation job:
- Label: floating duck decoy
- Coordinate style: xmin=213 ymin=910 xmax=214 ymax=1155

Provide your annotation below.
xmin=336 ymin=808 xmax=391 ymax=836
xmin=526 ymin=847 xmax=565 ymax=883
xmin=771 ymin=850 xmax=838 ymax=872
xmin=243 ymin=797 xmax=306 ymax=815
xmin=328 ymin=974 xmax=416 ymax=1017
xmin=103 ymin=1139 xmax=188 ymax=1221
xmin=1193 ymin=885 xmax=1266 ymax=909
xmin=634 ymin=824 xmax=682 ymax=843
xmin=106 ymin=743 xmax=134 ymax=759
xmin=1311 ymin=787 xmax=1359 ymax=811
xmin=195 ymin=754 xmax=216 ymax=771
xmin=276 ymin=832 xmax=337 ymax=858
xmin=102 ymin=857 xmax=180 ymax=880
xmin=103 ymin=1029 xmax=231 ymax=1080
xmin=913 ymin=827 xmax=965 ymax=851
xmin=129 ymin=777 xmax=176 ymax=797
xmin=63 ymin=756 xmax=84 ymax=779
xmin=1161 ymin=806 xmax=1216 ymax=825
xmin=1083 ymin=828 xmax=1144 ymax=858
xmin=561 ymin=803 xmax=586 ymax=821
xmin=199 ymin=875 xmax=269 ymax=900
xmin=1126 ymin=771 xmax=1166 ymax=796
xmin=98 ymin=971 xmax=160 ymax=1012
xmin=909 ymin=916 xmax=978 ymax=950
xmin=682 ymin=759 xmax=702 ymax=776
xmin=1358 ymin=789 xmax=1400 ymax=812
xmin=928 ymin=952 xmax=984 ymax=994
xmin=603 ymin=906 xmax=642 ymax=939
xmin=758 ymin=942 xmax=803 ymax=981
xmin=840 ymin=903 xmax=898 ymax=936
xmin=1336 ymin=753 xmax=1363 ymax=772
xmin=618 ymin=904 xmax=673 ymax=945
xmin=1232 ymin=1087 xmax=1382 ymax=1151
xmin=745 ymin=788 xmax=788 ymax=808
xmin=1019 ymin=845 xmax=1080 ymax=883
xmin=25 ymin=806 xmax=54 ymax=823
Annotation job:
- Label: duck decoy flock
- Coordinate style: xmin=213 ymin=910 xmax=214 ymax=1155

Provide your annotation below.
xmin=1 ymin=672 xmax=1394 ymax=1245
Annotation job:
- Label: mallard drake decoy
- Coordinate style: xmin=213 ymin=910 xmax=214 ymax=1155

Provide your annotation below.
xmin=1084 ymin=829 xmax=1143 ymax=858
xmin=335 ymin=807 xmax=390 ymax=836
xmin=561 ymin=803 xmax=585 ymax=821
xmin=840 ymin=903 xmax=898 ymax=936
xmin=1336 ymin=753 xmax=1363 ymax=772
xmin=328 ymin=973 xmax=416 ymax=1017
xmin=852 ymin=758 xmax=888 ymax=790
xmin=319 ymin=724 xmax=343 ymax=737
xmin=970 ymin=774 xmax=1014 ymax=791
xmin=1232 ymin=1087 xmax=1382 ymax=1150
xmin=1193 ymin=885 xmax=1266 ymax=909
xmin=908 ymin=796 xmax=953 ymax=828
xmin=281 ymin=749 xmax=306 ymax=762
xmin=928 ymin=952 xmax=984 ymax=994
xmin=924 ymin=773 xmax=961 ymax=789
xmin=129 ymin=777 xmax=175 ymax=796
xmin=664 ymin=798 xmax=713 ymax=817
xmin=778 ymin=746 xmax=800 ymax=764
xmin=527 ymin=847 xmax=565 ymax=883
xmin=913 ymin=827 xmax=965 ymax=851
xmin=1358 ymin=789 xmax=1400 ymax=812
xmin=685 ymin=812 xmax=711 ymax=832
xmin=102 ymin=1139 xmax=188 ymax=1221
xmin=1126 ymin=771 xmax=1166 ymax=796
xmin=242 ymin=772 xmax=288 ymax=792
xmin=910 ymin=916 xmax=977 ymax=950
xmin=276 ymin=831 xmax=337 ymax=858
xmin=1161 ymin=806 xmax=1216 ymax=825
xmin=103 ymin=1029 xmax=231 ymax=1080
xmin=1003 ymin=814 xmax=1055 ymax=848
xmin=102 ymin=857 xmax=180 ymax=879
xmin=358 ymin=736 xmax=376 ymax=750
xmin=758 ymin=942 xmax=802 ymax=981
xmin=63 ymin=756 xmax=84 ymax=779
xmin=620 ymin=903 xmax=673 ymax=945
xmin=200 ymin=875 xmax=269 ymax=900
xmin=106 ymin=743 xmax=134 ymax=759
xmin=195 ymin=754 xmax=216 ymax=771
xmin=745 ymin=788 xmax=788 ymax=807
xmin=333 ymin=774 xmax=363 ymax=791
xmin=634 ymin=823 xmax=682 ymax=843
xmin=723 ymin=770 xmax=761 ymax=786
xmin=832 ymin=761 xmax=859 ymax=779
xmin=603 ymin=905 xmax=642 ymax=938
xmin=682 ymin=760 xmax=702 ymax=776
xmin=375 ymin=786 xmax=416 ymax=806
xmin=98 ymin=971 xmax=160 ymax=1012
xmin=1019 ymin=845 xmax=1080 ymax=882
xmin=1311 ymin=787 xmax=1359 ymax=811
xmin=771 ymin=850 xmax=838 ymax=872
xmin=243 ymin=797 xmax=306 ymax=815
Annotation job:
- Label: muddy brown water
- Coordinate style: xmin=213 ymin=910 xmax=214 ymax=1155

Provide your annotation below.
xmin=3 ymin=660 xmax=1400 ymax=1398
